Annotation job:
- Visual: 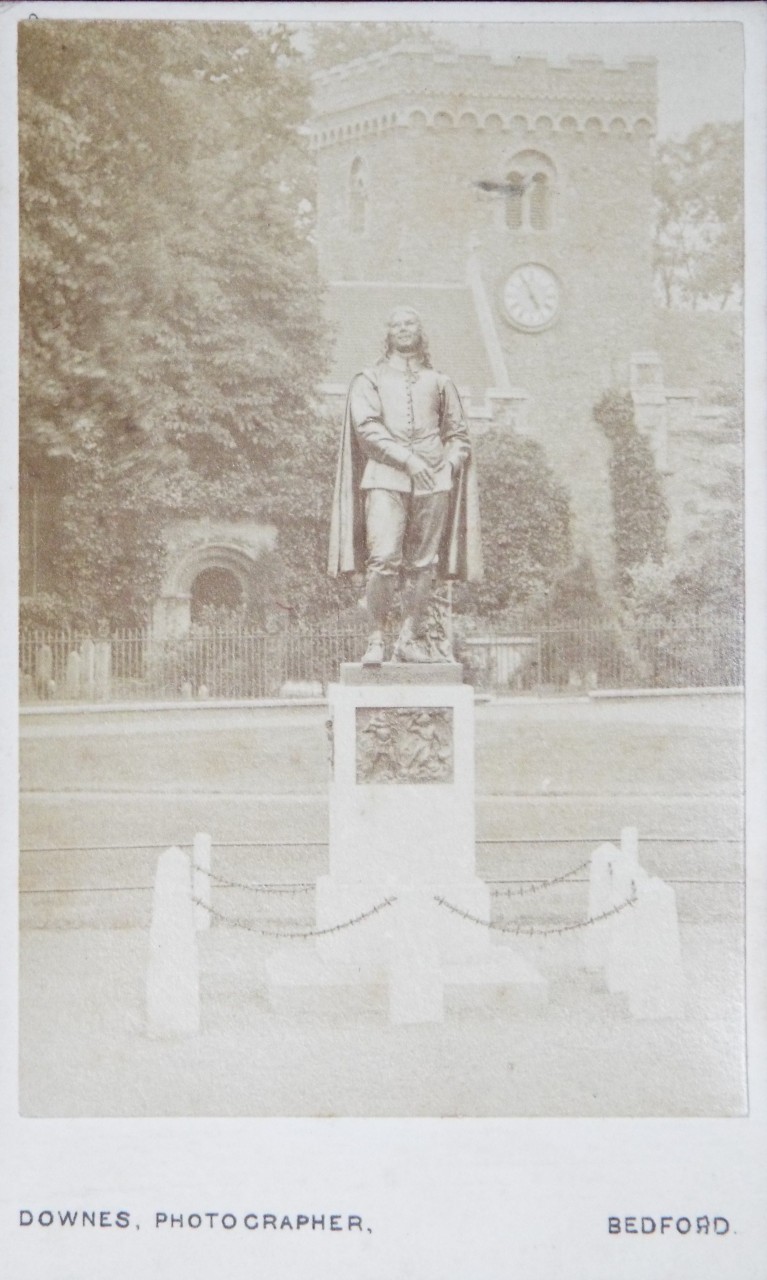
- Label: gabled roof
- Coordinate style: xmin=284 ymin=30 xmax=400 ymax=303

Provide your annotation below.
xmin=322 ymin=281 xmax=495 ymax=399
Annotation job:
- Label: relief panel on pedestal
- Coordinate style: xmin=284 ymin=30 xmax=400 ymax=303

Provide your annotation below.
xmin=355 ymin=707 xmax=454 ymax=784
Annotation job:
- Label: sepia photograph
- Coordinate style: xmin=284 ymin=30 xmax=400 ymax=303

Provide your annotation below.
xmin=4 ymin=5 xmax=767 ymax=1278
xmin=14 ymin=9 xmax=751 ymax=1124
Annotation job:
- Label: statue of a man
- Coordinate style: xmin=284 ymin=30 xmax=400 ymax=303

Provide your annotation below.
xmin=328 ymin=306 xmax=483 ymax=664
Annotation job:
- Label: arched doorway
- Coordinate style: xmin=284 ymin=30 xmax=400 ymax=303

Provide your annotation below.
xmin=152 ymin=523 xmax=278 ymax=638
xmin=190 ymin=566 xmax=244 ymax=622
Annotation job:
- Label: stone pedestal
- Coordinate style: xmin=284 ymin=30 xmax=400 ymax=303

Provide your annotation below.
xmin=267 ymin=665 xmax=546 ymax=1021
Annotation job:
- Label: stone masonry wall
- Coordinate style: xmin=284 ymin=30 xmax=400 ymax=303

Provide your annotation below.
xmin=311 ymin=50 xmax=658 ymax=588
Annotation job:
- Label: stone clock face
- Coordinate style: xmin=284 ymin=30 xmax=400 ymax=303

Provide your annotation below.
xmin=502 ymin=264 xmax=561 ymax=332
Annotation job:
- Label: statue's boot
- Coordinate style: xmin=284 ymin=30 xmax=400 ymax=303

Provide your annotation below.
xmin=392 ymin=633 xmax=432 ymax=662
xmin=392 ymin=618 xmax=433 ymax=663
xmin=361 ymin=631 xmax=385 ymax=666
xmin=361 ymin=571 xmax=396 ymax=664
xmin=405 ymin=568 xmax=434 ymax=630
xmin=393 ymin=570 xmax=434 ymax=662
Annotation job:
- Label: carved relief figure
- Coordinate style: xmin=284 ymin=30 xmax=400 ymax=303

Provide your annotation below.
xmin=356 ymin=707 xmax=453 ymax=784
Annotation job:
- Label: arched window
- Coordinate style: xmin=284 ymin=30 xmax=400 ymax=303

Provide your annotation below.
xmin=529 ymin=172 xmax=549 ymax=230
xmin=502 ymin=151 xmax=555 ymax=231
xmin=349 ymin=157 xmax=367 ymax=234
xmin=505 ymin=170 xmax=525 ymax=230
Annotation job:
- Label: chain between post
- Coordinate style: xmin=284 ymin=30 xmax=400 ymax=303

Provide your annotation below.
xmin=194 ymin=858 xmax=594 ymax=900
xmin=194 ymin=864 xmax=313 ymax=895
xmin=492 ymin=857 xmax=592 ymax=898
xmin=191 ymin=894 xmax=397 ymax=939
xmin=433 ymin=892 xmax=637 ymax=937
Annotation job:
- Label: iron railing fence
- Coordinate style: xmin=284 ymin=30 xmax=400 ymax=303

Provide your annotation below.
xmin=460 ymin=621 xmax=744 ymax=693
xmin=19 ymin=620 xmax=744 ymax=704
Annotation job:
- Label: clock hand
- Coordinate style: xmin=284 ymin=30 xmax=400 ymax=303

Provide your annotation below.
xmin=521 ymin=271 xmax=542 ymax=310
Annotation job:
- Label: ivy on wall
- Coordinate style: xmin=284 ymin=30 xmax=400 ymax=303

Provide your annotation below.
xmin=593 ymin=391 xmax=668 ymax=591
xmin=461 ymin=426 xmax=573 ymax=620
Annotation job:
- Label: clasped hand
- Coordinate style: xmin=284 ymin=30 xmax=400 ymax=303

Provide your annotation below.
xmin=405 ymin=454 xmax=452 ymax=491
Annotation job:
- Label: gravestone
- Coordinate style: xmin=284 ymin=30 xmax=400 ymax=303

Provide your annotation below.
xmin=80 ymin=637 xmax=95 ymax=701
xmin=65 ymin=650 xmax=81 ymax=700
xmin=35 ymin=643 xmax=53 ymax=698
xmin=94 ymin=640 xmax=111 ymax=701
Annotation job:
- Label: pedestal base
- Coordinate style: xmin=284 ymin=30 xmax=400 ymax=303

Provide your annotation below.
xmin=266 ymin=676 xmax=547 ymax=1023
xmin=340 ymin=662 xmax=464 ymax=685
xmin=314 ymin=878 xmax=490 ymax=966
xmin=266 ymin=944 xmax=547 ymax=1022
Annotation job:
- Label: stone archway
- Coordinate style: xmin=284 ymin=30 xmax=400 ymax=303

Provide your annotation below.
xmin=190 ymin=566 xmax=244 ymax=620
xmin=152 ymin=520 xmax=277 ymax=637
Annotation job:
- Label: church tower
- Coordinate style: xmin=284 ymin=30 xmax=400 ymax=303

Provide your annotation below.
xmin=310 ymin=44 xmax=658 ymax=588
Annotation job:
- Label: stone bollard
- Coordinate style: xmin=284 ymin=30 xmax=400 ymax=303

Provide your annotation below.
xmin=65 ymin=650 xmax=81 ymax=700
xmin=146 ymin=847 xmax=200 ymax=1037
xmin=626 ymin=877 xmax=685 ymax=1019
xmin=583 ymin=842 xmax=622 ymax=971
xmin=193 ymin=832 xmax=212 ymax=932
xmin=388 ymin=891 xmax=444 ymax=1025
xmin=603 ymin=828 xmax=646 ymax=994
xmin=606 ymin=863 xmax=649 ymax=995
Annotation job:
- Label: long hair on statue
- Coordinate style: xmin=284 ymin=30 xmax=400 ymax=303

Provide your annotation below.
xmin=383 ymin=308 xmax=432 ymax=368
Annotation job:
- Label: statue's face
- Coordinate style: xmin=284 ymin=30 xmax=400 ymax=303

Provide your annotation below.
xmin=387 ymin=308 xmax=423 ymax=354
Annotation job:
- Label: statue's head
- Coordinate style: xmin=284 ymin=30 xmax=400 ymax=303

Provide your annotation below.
xmin=384 ymin=306 xmax=432 ymax=366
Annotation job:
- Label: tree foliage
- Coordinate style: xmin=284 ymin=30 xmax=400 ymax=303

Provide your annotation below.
xmin=461 ymin=428 xmax=573 ymax=620
xmin=625 ymin=392 xmax=743 ymax=627
xmin=542 ymin=555 xmax=607 ymax=624
xmin=593 ymin=392 xmax=668 ymax=591
xmin=653 ymin=122 xmax=743 ymax=311
xmin=20 ymin=21 xmax=326 ymax=625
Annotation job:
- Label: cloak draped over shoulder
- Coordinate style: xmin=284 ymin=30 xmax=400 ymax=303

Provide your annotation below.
xmin=327 ymin=366 xmax=483 ymax=583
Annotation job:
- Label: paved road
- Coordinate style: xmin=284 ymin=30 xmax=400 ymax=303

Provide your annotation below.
xmin=21 ymin=696 xmax=742 ymax=798
xmin=20 ymin=695 xmax=743 ymax=926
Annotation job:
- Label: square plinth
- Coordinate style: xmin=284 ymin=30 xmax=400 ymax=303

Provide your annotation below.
xmin=340 ymin=662 xmax=464 ymax=685
xmin=327 ymin=681 xmax=475 ymax=884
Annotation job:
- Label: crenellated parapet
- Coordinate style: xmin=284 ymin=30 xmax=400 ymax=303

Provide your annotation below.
xmin=310 ymin=45 xmax=656 ymax=147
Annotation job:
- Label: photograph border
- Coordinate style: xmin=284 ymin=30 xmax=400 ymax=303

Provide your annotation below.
xmin=2 ymin=2 xmax=766 ymax=1276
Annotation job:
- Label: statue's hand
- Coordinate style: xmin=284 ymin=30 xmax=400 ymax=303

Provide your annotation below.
xmin=445 ymin=452 xmax=463 ymax=480
xmin=405 ymin=453 xmax=437 ymax=490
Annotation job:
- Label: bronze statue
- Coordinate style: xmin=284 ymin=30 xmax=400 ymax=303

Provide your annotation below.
xmin=328 ymin=307 xmax=482 ymax=664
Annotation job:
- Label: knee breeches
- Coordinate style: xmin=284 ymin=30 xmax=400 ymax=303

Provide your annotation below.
xmin=364 ymin=489 xmax=449 ymax=577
